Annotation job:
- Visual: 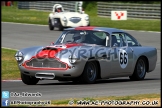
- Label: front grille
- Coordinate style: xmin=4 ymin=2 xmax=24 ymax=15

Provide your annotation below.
xmin=26 ymin=58 xmax=66 ymax=68
xmin=69 ymin=17 xmax=81 ymax=23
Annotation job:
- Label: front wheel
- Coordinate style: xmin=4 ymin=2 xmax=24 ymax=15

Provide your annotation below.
xmin=21 ymin=73 xmax=39 ymax=85
xmin=129 ymin=57 xmax=147 ymax=81
xmin=87 ymin=22 xmax=90 ymax=26
xmin=81 ymin=61 xmax=98 ymax=84
xmin=58 ymin=22 xmax=64 ymax=31
xmin=48 ymin=18 xmax=54 ymax=30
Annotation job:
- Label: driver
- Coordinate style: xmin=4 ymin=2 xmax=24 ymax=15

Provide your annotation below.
xmin=55 ymin=5 xmax=62 ymax=13
xmin=73 ymin=34 xmax=86 ymax=43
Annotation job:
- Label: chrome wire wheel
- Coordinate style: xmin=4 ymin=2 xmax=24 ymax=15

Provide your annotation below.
xmin=137 ymin=59 xmax=146 ymax=78
xmin=129 ymin=57 xmax=147 ymax=81
xmin=86 ymin=62 xmax=97 ymax=82
xmin=81 ymin=61 xmax=98 ymax=84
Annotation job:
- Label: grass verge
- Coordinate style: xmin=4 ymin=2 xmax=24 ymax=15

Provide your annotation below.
xmin=2 ymin=48 xmax=20 ymax=80
xmin=2 ymin=6 xmax=160 ymax=32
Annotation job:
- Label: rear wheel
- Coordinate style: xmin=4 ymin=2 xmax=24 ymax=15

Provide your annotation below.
xmin=81 ymin=61 xmax=98 ymax=84
xmin=129 ymin=57 xmax=147 ymax=81
xmin=48 ymin=18 xmax=54 ymax=30
xmin=21 ymin=73 xmax=39 ymax=85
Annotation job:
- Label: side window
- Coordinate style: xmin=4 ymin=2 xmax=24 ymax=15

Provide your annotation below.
xmin=111 ymin=33 xmax=127 ymax=47
xmin=119 ymin=34 xmax=127 ymax=47
xmin=111 ymin=34 xmax=119 ymax=47
xmin=92 ymin=31 xmax=109 ymax=46
xmin=125 ymin=33 xmax=139 ymax=46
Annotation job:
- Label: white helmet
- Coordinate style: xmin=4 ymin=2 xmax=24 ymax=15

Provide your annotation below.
xmin=54 ymin=4 xmax=64 ymax=12
xmin=56 ymin=5 xmax=62 ymax=9
xmin=56 ymin=5 xmax=63 ymax=12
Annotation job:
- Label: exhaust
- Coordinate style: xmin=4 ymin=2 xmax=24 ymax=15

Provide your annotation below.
xmin=35 ymin=72 xmax=55 ymax=79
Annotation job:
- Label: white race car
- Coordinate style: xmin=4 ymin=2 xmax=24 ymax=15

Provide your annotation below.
xmin=48 ymin=4 xmax=90 ymax=31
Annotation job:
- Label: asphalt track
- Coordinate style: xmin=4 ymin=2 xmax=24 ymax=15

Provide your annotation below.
xmin=2 ymin=22 xmax=161 ymax=101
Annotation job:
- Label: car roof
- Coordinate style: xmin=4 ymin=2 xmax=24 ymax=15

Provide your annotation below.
xmin=64 ymin=26 xmax=126 ymax=34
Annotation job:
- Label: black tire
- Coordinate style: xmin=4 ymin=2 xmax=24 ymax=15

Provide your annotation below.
xmin=48 ymin=18 xmax=54 ymax=30
xmin=87 ymin=22 xmax=90 ymax=26
xmin=58 ymin=21 xmax=64 ymax=31
xmin=129 ymin=57 xmax=147 ymax=81
xmin=72 ymin=78 xmax=81 ymax=84
xmin=81 ymin=61 xmax=98 ymax=84
xmin=21 ymin=73 xmax=39 ymax=85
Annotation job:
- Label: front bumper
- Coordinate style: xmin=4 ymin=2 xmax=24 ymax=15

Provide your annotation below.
xmin=53 ymin=18 xmax=89 ymax=27
xmin=18 ymin=62 xmax=85 ymax=79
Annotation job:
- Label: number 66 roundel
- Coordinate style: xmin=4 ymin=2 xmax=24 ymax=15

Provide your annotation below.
xmin=119 ymin=49 xmax=128 ymax=69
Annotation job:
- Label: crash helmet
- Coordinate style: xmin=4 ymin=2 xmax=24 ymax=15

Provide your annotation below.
xmin=56 ymin=5 xmax=62 ymax=12
xmin=73 ymin=32 xmax=86 ymax=43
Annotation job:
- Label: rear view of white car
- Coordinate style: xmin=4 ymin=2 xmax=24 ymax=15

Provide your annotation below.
xmin=48 ymin=4 xmax=90 ymax=31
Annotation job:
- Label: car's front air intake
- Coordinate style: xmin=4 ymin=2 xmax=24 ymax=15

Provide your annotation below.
xmin=35 ymin=73 xmax=55 ymax=79
xmin=69 ymin=17 xmax=81 ymax=23
xmin=26 ymin=58 xmax=66 ymax=69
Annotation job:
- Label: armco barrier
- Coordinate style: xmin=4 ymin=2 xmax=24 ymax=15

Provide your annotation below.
xmin=18 ymin=1 xmax=81 ymax=12
xmin=97 ymin=2 xmax=160 ymax=19
xmin=17 ymin=1 xmax=161 ymax=19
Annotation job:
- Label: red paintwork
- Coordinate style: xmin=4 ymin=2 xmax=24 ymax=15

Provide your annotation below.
xmin=75 ymin=26 xmax=96 ymax=30
xmin=65 ymin=43 xmax=83 ymax=48
xmin=23 ymin=43 xmax=83 ymax=70
xmin=36 ymin=48 xmax=62 ymax=58
xmin=36 ymin=43 xmax=83 ymax=58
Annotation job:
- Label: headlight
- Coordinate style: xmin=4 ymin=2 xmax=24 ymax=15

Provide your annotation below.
xmin=62 ymin=17 xmax=67 ymax=22
xmin=85 ymin=16 xmax=89 ymax=21
xmin=69 ymin=55 xmax=78 ymax=64
xmin=15 ymin=51 xmax=24 ymax=62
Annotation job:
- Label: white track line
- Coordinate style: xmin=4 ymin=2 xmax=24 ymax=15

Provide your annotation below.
xmin=2 ymin=47 xmax=18 ymax=51
xmin=2 ymin=22 xmax=160 ymax=33
xmin=2 ymin=21 xmax=47 ymax=26
xmin=2 ymin=80 xmax=22 ymax=82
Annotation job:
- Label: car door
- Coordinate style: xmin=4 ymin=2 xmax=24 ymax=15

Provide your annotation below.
xmin=92 ymin=31 xmax=112 ymax=78
xmin=110 ymin=33 xmax=134 ymax=76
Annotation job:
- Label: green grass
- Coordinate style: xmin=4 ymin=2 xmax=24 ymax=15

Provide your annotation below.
xmin=2 ymin=48 xmax=20 ymax=80
xmin=2 ymin=6 xmax=49 ymax=25
xmin=2 ymin=6 xmax=160 ymax=31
